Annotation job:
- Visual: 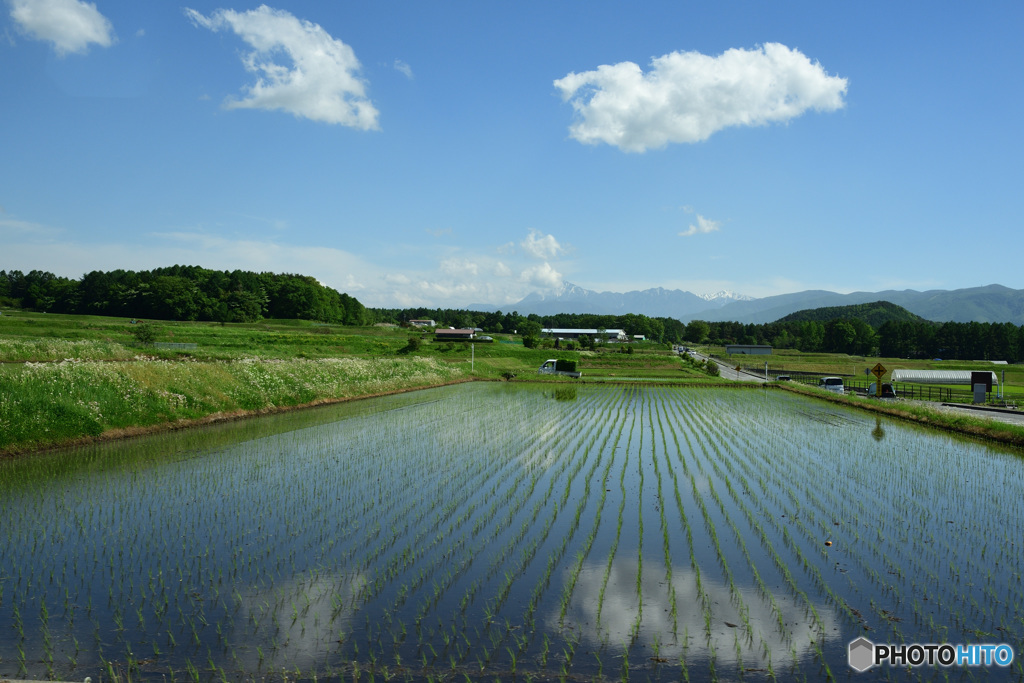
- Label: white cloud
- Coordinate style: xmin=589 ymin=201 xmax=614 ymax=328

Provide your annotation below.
xmin=9 ymin=0 xmax=115 ymax=55
xmin=185 ymin=5 xmax=379 ymax=129
xmin=555 ymin=43 xmax=847 ymax=152
xmin=679 ymin=214 xmax=720 ymax=237
xmin=493 ymin=262 xmax=511 ymax=277
xmin=520 ymin=262 xmax=562 ymax=289
xmin=520 ymin=228 xmax=563 ymax=259
xmin=440 ymin=257 xmax=479 ymax=277
xmin=425 ymin=227 xmax=452 ymax=238
xmin=393 ymin=59 xmax=413 ymax=79
xmin=383 ymin=273 xmax=411 ymax=285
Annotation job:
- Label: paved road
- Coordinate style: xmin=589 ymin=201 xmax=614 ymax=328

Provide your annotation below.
xmin=686 ymin=350 xmax=768 ymax=383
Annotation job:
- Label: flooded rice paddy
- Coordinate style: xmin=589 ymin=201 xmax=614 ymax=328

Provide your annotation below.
xmin=1 ymin=383 xmax=1022 ymax=682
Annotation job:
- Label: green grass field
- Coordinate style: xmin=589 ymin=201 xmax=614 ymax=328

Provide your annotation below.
xmin=0 ymin=311 xmax=722 ymax=453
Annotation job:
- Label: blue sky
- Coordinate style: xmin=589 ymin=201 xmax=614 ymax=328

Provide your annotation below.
xmin=2 ymin=1 xmax=1022 ymax=309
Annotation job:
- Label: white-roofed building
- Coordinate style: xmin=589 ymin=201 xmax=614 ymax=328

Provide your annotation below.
xmin=542 ymin=328 xmax=628 ymax=342
xmin=890 ymin=370 xmax=998 ymax=385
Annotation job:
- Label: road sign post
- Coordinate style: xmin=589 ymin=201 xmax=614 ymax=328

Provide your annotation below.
xmin=871 ymin=363 xmax=886 ymax=397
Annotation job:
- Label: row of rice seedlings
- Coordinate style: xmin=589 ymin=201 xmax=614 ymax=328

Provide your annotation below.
xmin=551 ymin=391 xmax=625 ymax=630
xmin=725 ymin=401 xmax=960 ymax=637
xmin=709 ymin=389 xmax=1024 ymax=655
xmin=693 ymin=395 xmax=879 ymax=639
xmin=644 ymin=388 xmax=704 ymax=683
xmin=660 ymin=389 xmax=831 ymax=676
xmin=440 ymin=390 xmax=623 ymax=672
xmin=354 ymin=389 xmax=586 ymax=667
xmin=647 ymin=390 xmax=680 ymax=639
xmin=401 ymin=387 xmax=617 ymax=674
xmin=502 ymin=385 xmax=624 ymax=674
xmin=684 ymin=394 xmax=837 ymax=604
xmin=658 ymin=392 xmax=716 ymax=645
xmin=364 ymin=427 xmax=531 ymax=610
xmin=692 ymin=407 xmax=844 ymax=626
xmin=595 ymin=394 xmax=633 ymax=634
xmin=360 ymin=389 xmax=598 ymax=667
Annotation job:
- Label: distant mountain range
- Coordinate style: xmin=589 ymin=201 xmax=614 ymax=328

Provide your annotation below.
xmin=471 ymin=282 xmax=1024 ymax=325
xmin=469 ymin=282 xmax=751 ymax=319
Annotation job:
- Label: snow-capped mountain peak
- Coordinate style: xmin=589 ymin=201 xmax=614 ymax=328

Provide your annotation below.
xmin=698 ymin=290 xmax=754 ymax=302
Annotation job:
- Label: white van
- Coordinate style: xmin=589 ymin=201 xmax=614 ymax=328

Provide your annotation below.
xmin=818 ymin=377 xmax=845 ymax=394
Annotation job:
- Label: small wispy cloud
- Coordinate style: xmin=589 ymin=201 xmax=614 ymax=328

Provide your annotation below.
xmin=0 ymin=217 xmax=63 ymax=237
xmin=679 ymin=215 xmax=721 ymax=237
xmin=393 ymin=59 xmax=413 ymax=79
xmin=425 ymin=227 xmax=452 ymax=238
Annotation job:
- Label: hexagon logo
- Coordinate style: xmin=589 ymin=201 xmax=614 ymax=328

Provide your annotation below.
xmin=848 ymin=637 xmax=875 ymax=672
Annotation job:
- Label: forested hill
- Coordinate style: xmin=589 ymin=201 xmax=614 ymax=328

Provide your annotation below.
xmin=0 ymin=266 xmax=368 ymax=324
xmin=775 ymin=301 xmax=931 ymax=328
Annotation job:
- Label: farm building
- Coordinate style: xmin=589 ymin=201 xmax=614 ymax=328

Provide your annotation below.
xmin=541 ymin=328 xmax=628 ymax=342
xmin=409 ymin=319 xmax=436 ymax=327
xmin=434 ymin=328 xmax=475 ymax=341
xmin=725 ymin=344 xmax=772 ymax=355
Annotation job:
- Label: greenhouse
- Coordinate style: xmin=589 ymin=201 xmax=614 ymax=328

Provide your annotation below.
xmin=890 ymin=369 xmax=998 ymax=385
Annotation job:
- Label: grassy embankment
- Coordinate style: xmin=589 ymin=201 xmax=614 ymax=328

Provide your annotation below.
xmin=0 ymin=311 xmax=715 ymax=454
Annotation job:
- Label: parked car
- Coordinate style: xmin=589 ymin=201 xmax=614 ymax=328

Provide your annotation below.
xmin=818 ymin=376 xmax=845 ymax=394
xmin=867 ymin=382 xmax=897 ymax=399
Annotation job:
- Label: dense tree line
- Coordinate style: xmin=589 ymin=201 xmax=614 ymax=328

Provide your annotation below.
xmin=372 ymin=308 xmax=686 ymax=343
xmin=682 ymin=317 xmax=1024 ymax=362
xmin=0 ymin=267 xmax=368 ymax=324
xmin=877 ymin=320 xmax=1024 ymax=362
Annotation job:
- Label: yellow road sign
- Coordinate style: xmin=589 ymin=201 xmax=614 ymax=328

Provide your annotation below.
xmin=871 ymin=362 xmax=886 ymax=378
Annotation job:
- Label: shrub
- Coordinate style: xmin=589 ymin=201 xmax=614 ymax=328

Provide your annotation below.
xmin=397 ymin=337 xmax=421 ymax=355
xmin=706 ymin=360 xmax=720 ymax=377
xmin=129 ymin=324 xmax=157 ymax=346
